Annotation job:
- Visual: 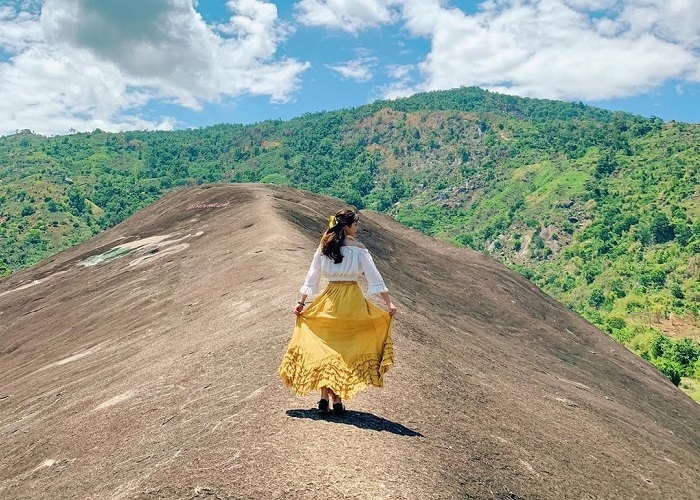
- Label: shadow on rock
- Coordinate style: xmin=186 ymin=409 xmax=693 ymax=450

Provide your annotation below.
xmin=286 ymin=409 xmax=424 ymax=437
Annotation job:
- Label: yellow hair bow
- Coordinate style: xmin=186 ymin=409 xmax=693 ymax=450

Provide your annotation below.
xmin=328 ymin=215 xmax=338 ymax=228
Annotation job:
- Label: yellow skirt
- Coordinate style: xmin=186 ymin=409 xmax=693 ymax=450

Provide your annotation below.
xmin=279 ymin=281 xmax=394 ymax=400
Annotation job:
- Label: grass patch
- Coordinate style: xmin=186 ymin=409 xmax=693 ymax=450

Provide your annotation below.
xmin=679 ymin=377 xmax=700 ymax=404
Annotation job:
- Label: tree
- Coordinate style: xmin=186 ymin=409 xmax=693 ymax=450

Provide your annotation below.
xmin=650 ymin=212 xmax=674 ymax=244
xmin=670 ymin=338 xmax=700 ymax=373
xmin=651 ymin=332 xmax=671 ymax=358
xmin=0 ymin=259 xmax=10 ymax=278
xmin=594 ymin=151 xmax=618 ymax=178
xmin=588 ymin=288 xmax=605 ymax=308
xmin=21 ymin=205 xmax=36 ymax=216
xmin=67 ymin=188 xmax=86 ymax=215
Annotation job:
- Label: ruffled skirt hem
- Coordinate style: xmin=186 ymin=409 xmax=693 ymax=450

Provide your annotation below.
xmin=279 ymin=340 xmax=394 ymax=400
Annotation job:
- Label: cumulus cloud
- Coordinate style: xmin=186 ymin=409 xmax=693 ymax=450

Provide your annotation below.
xmin=294 ymin=0 xmax=396 ymax=33
xmin=400 ymin=0 xmax=700 ymax=101
xmin=386 ymin=64 xmax=413 ymax=80
xmin=299 ymin=0 xmax=700 ymax=102
xmin=563 ymin=0 xmax=618 ymax=10
xmin=0 ymin=3 xmax=42 ymax=53
xmin=4 ymin=0 xmax=699 ymax=134
xmin=617 ymin=0 xmax=700 ymax=48
xmin=0 ymin=0 xmax=309 ymax=136
xmin=378 ymin=64 xmax=416 ymax=99
xmin=326 ymin=52 xmax=378 ymax=82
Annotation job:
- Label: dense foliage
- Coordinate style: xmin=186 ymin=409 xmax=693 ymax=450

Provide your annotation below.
xmin=2 ymin=87 xmax=699 ymax=395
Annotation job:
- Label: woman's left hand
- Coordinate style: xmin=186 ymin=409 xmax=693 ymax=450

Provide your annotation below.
xmin=386 ymin=302 xmax=397 ymax=316
xmin=293 ymin=303 xmax=305 ymax=316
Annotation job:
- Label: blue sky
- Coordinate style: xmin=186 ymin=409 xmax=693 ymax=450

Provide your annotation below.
xmin=0 ymin=0 xmax=698 ymax=136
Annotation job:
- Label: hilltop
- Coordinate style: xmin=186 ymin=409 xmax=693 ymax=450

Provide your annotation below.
xmin=1 ymin=86 xmax=699 ymax=395
xmin=1 ymin=184 xmax=698 ymax=499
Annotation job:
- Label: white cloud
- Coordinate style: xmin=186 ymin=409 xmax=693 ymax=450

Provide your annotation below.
xmin=386 ymin=64 xmax=413 ymax=80
xmin=618 ymin=0 xmax=700 ymax=47
xmin=377 ymin=64 xmax=416 ymax=99
xmin=0 ymin=0 xmax=309 ymax=136
xmin=384 ymin=0 xmax=700 ymax=101
xmin=4 ymin=0 xmax=699 ymax=135
xmin=0 ymin=4 xmax=43 ymax=52
xmin=294 ymin=0 xmax=396 ymax=33
xmin=294 ymin=0 xmax=699 ymax=102
xmin=563 ymin=0 xmax=617 ymax=10
xmin=380 ymin=85 xmax=414 ymax=100
xmin=327 ymin=54 xmax=378 ymax=81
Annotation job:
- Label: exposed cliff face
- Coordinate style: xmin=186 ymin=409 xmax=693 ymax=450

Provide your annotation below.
xmin=1 ymin=184 xmax=698 ymax=499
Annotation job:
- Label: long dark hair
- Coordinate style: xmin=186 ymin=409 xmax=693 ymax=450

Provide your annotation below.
xmin=320 ymin=209 xmax=359 ymax=263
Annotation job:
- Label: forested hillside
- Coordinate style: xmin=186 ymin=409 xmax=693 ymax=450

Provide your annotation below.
xmin=1 ymin=87 xmax=699 ymax=398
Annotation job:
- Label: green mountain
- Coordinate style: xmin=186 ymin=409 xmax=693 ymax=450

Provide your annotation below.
xmin=1 ymin=87 xmax=699 ymax=398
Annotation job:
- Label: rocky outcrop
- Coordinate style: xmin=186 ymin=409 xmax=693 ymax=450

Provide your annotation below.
xmin=1 ymin=184 xmax=698 ymax=499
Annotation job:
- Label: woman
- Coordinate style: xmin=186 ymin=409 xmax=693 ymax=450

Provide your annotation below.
xmin=279 ymin=209 xmax=397 ymax=416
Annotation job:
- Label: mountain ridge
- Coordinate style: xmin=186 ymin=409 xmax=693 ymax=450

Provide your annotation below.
xmin=1 ymin=183 xmax=698 ymax=499
xmin=1 ymin=85 xmax=699 ymax=395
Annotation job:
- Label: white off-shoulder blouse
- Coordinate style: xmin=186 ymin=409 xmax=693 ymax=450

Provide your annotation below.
xmin=300 ymin=245 xmax=389 ymax=296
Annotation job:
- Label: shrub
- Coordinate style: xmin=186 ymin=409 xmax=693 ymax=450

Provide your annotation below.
xmin=604 ymin=315 xmax=627 ymax=333
xmin=607 ymin=278 xmax=626 ymax=298
xmin=652 ymin=358 xmax=682 ymax=386
xmin=0 ymin=260 xmax=10 ymax=278
xmin=21 ymin=205 xmax=36 ymax=217
xmin=691 ymin=359 xmax=700 ymax=379
xmin=560 ymin=275 xmax=576 ymax=292
xmin=454 ymin=233 xmax=474 ymax=247
xmin=634 ymin=223 xmax=652 ymax=245
xmin=46 ymin=199 xmax=61 ymax=212
xmin=582 ymin=263 xmax=602 ymax=284
xmin=650 ymin=332 xmax=672 ymax=358
xmin=650 ymin=212 xmax=674 ymax=244
xmin=582 ymin=308 xmax=603 ymax=325
xmin=670 ymin=338 xmax=700 ymax=375
xmin=670 ymin=283 xmax=684 ymax=299
xmin=610 ymin=327 xmax=636 ymax=344
xmin=588 ymin=288 xmax=605 ymax=308
xmin=640 ymin=268 xmax=666 ymax=289
xmin=674 ymin=220 xmax=692 ymax=246
xmin=603 ymin=315 xmax=636 ymax=343
xmin=513 ymin=234 xmax=522 ymax=251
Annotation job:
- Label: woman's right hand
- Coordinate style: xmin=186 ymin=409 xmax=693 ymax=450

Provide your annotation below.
xmin=386 ymin=302 xmax=397 ymax=316
xmin=294 ymin=303 xmax=305 ymax=316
